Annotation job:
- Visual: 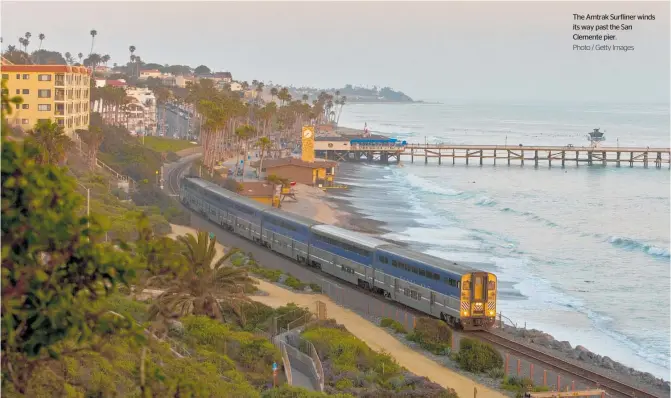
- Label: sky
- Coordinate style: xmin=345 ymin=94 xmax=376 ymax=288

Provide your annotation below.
xmin=2 ymin=1 xmax=669 ymax=103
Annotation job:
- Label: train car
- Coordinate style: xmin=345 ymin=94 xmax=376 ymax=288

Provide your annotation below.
xmin=180 ymin=177 xmax=217 ymax=216
xmin=260 ymin=208 xmax=322 ymax=262
xmin=374 ymin=245 xmax=496 ymax=330
xmin=309 ymin=224 xmax=387 ymax=286
xmin=181 ymin=177 xmax=266 ymax=241
xmin=207 ymin=186 xmax=267 ymax=242
xmin=180 ymin=176 xmax=497 ymax=330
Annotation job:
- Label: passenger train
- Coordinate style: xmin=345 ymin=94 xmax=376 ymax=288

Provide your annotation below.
xmin=180 ymin=176 xmax=497 ymax=330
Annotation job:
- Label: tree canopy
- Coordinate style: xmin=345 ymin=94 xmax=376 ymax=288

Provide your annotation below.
xmin=1 ymin=137 xmax=139 ymax=393
xmin=194 ymin=65 xmax=212 ymax=75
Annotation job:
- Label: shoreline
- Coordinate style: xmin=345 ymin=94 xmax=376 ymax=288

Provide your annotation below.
xmin=281 ymin=164 xmax=670 ymax=395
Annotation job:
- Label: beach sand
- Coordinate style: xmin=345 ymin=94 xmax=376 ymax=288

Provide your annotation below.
xmin=279 ymin=184 xmax=344 ymax=225
xmin=280 ymin=183 xmax=391 ymax=236
xmin=166 ymin=223 xmax=506 ymax=398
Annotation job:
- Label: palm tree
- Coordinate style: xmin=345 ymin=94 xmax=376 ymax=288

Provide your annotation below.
xmin=75 ymin=126 xmax=104 ymax=170
xmin=23 ymin=32 xmax=31 ymax=53
xmin=37 ymin=33 xmax=45 ymax=50
xmin=255 ymin=82 xmax=264 ymax=104
xmin=234 ymin=124 xmax=256 ymax=179
xmin=29 ymin=119 xmax=73 ymax=165
xmin=302 ymin=94 xmax=309 ymax=104
xmin=77 ymin=52 xmax=83 ymax=64
xmin=270 ymin=87 xmax=278 ymax=102
xmin=128 ymin=45 xmax=136 ymax=76
xmin=148 ymin=231 xmax=251 ymax=323
xmin=101 ymin=54 xmax=110 ymax=67
xmin=89 ymin=29 xmax=97 ymax=55
xmin=64 ymin=52 xmax=73 ymax=65
xmin=336 ymin=95 xmax=347 ymax=127
xmin=254 ymin=136 xmax=272 ymax=179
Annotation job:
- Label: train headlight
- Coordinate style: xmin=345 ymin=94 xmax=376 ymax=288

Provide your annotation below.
xmin=463 ymin=311 xmax=469 ymax=316
xmin=489 ymin=311 xmax=494 ymax=316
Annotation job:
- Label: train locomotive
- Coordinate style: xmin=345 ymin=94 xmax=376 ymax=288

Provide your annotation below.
xmin=180 ymin=176 xmax=497 ymax=330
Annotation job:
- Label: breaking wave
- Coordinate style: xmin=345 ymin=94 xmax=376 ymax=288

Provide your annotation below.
xmin=608 ymin=236 xmax=670 ymax=258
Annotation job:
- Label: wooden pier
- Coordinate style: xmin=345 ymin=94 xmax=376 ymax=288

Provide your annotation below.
xmin=404 ymin=144 xmax=670 ymax=168
xmin=320 ymin=144 xmax=671 ymax=168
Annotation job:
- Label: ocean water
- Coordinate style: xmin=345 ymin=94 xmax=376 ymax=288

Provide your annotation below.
xmin=334 ymin=101 xmax=670 ymax=379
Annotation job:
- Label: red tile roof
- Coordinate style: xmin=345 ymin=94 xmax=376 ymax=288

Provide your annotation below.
xmin=251 ymin=157 xmax=337 ymax=169
xmin=106 ymin=79 xmax=127 ymax=87
xmin=0 ymin=64 xmax=91 ymax=75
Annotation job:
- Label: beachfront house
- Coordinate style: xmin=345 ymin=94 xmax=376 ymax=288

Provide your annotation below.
xmin=250 ymin=157 xmax=337 ymax=187
xmin=238 ymin=181 xmax=279 ymax=207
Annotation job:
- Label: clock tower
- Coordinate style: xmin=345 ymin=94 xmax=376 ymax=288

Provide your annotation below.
xmin=301 ymin=126 xmax=315 ymax=163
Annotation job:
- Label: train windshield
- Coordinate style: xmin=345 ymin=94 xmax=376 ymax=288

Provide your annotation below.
xmin=474 ymin=276 xmax=484 ymax=301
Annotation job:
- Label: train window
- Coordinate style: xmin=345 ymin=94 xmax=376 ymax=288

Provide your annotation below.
xmin=419 ymin=268 xmax=426 ymax=277
xmin=404 ymin=288 xmax=410 ymax=297
xmin=391 ymin=259 xmax=397 ymax=267
xmin=411 ymin=266 xmax=418 ymax=274
xmin=457 ymin=281 xmax=461 ymax=289
xmin=379 ymin=255 xmax=389 ymax=264
xmin=433 ymin=273 xmax=440 ymax=281
xmin=417 ymin=292 xmax=422 ymax=301
xmin=410 ymin=290 xmax=418 ymax=300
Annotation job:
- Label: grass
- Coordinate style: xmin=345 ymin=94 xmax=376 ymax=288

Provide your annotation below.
xmin=142 ymin=136 xmax=198 ymax=153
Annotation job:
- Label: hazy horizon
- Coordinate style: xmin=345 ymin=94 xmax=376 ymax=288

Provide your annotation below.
xmin=2 ymin=1 xmax=669 ymax=103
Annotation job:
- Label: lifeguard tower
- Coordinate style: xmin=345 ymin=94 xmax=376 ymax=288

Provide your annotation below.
xmin=586 ymin=128 xmax=606 ymax=148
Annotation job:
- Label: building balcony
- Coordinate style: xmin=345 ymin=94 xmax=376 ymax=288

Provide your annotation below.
xmin=55 ymin=75 xmax=65 ymax=86
xmin=55 ymin=108 xmax=65 ymax=116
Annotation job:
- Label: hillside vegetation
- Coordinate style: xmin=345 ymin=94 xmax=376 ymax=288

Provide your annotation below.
xmin=302 ymin=320 xmax=457 ymax=398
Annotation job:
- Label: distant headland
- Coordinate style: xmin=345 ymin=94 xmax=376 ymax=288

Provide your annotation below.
xmin=276 ymin=84 xmax=416 ymax=104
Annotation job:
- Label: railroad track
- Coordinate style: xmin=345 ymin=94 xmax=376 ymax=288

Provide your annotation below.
xmin=472 ymin=331 xmax=661 ymax=398
xmin=170 ymin=167 xmax=663 ymax=398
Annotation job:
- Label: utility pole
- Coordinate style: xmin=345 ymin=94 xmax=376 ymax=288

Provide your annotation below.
xmin=160 ymin=166 xmax=164 ymax=190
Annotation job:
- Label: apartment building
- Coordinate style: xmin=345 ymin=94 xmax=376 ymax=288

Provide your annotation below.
xmin=1 ymin=64 xmax=91 ymax=136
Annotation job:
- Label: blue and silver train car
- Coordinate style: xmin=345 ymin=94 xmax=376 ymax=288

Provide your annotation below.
xmin=260 ymin=208 xmax=322 ymax=262
xmin=308 ymin=224 xmax=387 ymax=286
xmin=180 ymin=177 xmax=266 ymax=241
xmin=374 ymin=244 xmax=497 ymax=330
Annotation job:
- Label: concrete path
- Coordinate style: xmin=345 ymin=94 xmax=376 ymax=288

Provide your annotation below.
xmin=289 ymin=365 xmax=315 ymax=390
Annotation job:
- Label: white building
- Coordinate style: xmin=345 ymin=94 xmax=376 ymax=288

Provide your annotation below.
xmin=138 ymin=69 xmax=163 ymax=79
xmin=230 ymin=82 xmax=243 ymax=92
xmin=124 ymin=87 xmax=157 ymax=136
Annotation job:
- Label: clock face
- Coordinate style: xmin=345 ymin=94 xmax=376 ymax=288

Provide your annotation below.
xmin=303 ymin=129 xmax=313 ymax=138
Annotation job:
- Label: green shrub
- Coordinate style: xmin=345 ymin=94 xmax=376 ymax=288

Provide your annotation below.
xmin=456 ymin=337 xmax=503 ymax=373
xmin=302 ymin=324 xmax=401 ymax=377
xmin=284 ymin=275 xmax=305 ymax=290
xmin=406 ymin=317 xmax=452 ymax=355
xmin=501 ymin=375 xmax=549 ymax=397
xmin=335 ymin=378 xmax=354 ymax=390
xmin=309 ymin=283 xmax=322 ymax=293
xmin=274 ymin=303 xmax=312 ymax=331
xmin=251 ymin=266 xmax=283 ymax=282
xmin=488 ymin=366 xmax=505 ymax=379
xmin=380 ymin=317 xmax=407 ymax=334
xmin=261 ymin=384 xmax=354 ymax=397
